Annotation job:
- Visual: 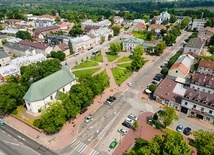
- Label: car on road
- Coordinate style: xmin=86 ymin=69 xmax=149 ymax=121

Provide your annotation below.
xmin=84 ymin=114 xmax=93 ymax=123
xmin=128 ymin=114 xmax=138 ymax=121
xmin=118 ymin=128 xmax=128 ymax=135
xmin=125 ymin=118 xmax=134 ymax=124
xmin=122 ymin=121 xmax=132 ymax=128
xmin=176 ymin=125 xmax=183 ymax=132
xmin=110 ymin=96 xmax=117 ymax=100
xmin=104 ymin=100 xmax=112 ymax=106
xmin=152 ymin=81 xmax=158 ymax=85
xmin=0 ymin=120 xmax=4 ymax=126
xmin=156 ymin=73 xmax=164 ymax=79
xmin=127 ymin=82 xmax=132 ymax=87
xmin=107 ymin=97 xmax=114 ymax=102
xmin=109 ymin=140 xmax=118 ymax=149
xmin=183 ymin=127 xmax=191 ymax=135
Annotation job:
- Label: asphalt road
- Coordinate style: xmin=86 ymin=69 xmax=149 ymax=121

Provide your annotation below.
xmin=0 ymin=124 xmax=57 ymax=155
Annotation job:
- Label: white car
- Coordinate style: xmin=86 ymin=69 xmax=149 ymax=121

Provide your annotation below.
xmin=125 ymin=118 xmax=134 ymax=124
xmin=118 ymin=128 xmax=128 ymax=135
xmin=128 ymin=114 xmax=138 ymax=121
xmin=84 ymin=114 xmax=93 ymax=123
xmin=127 ymin=82 xmax=132 ymax=87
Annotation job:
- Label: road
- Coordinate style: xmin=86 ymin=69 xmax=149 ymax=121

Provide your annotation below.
xmin=0 ymin=124 xmax=57 ymax=155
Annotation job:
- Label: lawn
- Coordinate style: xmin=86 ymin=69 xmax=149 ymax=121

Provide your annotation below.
xmin=106 ymin=54 xmax=119 ymax=62
xmin=117 ymin=57 xmax=132 ymax=63
xmin=91 ymin=54 xmax=103 ymax=63
xmin=12 ymin=106 xmax=34 ymax=125
xmin=112 ymin=67 xmax=132 ymax=85
xmin=73 ymin=68 xmax=100 ymax=78
xmin=75 ymin=61 xmax=98 ymax=69
xmin=132 ymin=31 xmax=147 ymax=40
xmin=117 ymin=63 xmax=131 ymax=69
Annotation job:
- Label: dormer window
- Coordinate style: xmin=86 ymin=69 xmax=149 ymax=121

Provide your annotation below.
xmin=205 ymin=85 xmax=211 ymax=88
xmin=195 ymin=98 xmax=200 ymax=102
xmin=195 ymin=82 xmax=200 ymax=85
xmin=202 ymin=100 xmax=207 ymax=104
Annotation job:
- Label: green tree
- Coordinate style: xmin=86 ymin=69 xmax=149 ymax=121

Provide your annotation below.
xmin=163 ymin=34 xmax=176 ymax=45
xmin=100 ymin=36 xmax=105 ymax=44
xmin=192 ymin=130 xmax=214 ymax=155
xmin=169 ymin=14 xmax=177 ymax=23
xmin=108 ymin=34 xmax=112 ymax=41
xmin=1 ymin=39 xmax=8 ymax=45
xmin=209 ymin=34 xmax=214 ymax=45
xmin=180 ymin=17 xmax=190 ymax=29
xmin=209 ymin=45 xmax=214 ymax=54
xmin=170 ymin=27 xmax=181 ymax=37
xmin=40 ymin=102 xmax=66 ymax=133
xmin=146 ymin=31 xmax=155 ymax=41
xmin=112 ymin=26 xmax=120 ymax=36
xmin=158 ymin=106 xmax=178 ymax=126
xmin=68 ymin=40 xmax=73 ymax=54
xmin=155 ymin=41 xmax=166 ymax=55
xmin=161 ymin=67 xmax=169 ymax=75
xmin=109 ymin=42 xmax=121 ymax=55
xmin=149 ymin=84 xmax=157 ymax=93
xmin=55 ymin=17 xmax=61 ymax=23
xmin=133 ymin=121 xmax=139 ymax=130
xmin=69 ymin=25 xmax=83 ymax=37
xmin=16 ymin=31 xmax=33 ymax=41
xmin=50 ymin=51 xmax=66 ymax=61
xmin=131 ymin=45 xmax=145 ymax=71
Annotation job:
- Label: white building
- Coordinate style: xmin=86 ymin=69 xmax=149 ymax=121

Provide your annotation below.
xmin=88 ymin=27 xmax=113 ymax=41
xmin=183 ymin=38 xmax=204 ymax=56
xmin=197 ymin=60 xmax=214 ymax=76
xmin=122 ymin=36 xmax=143 ymax=52
xmin=81 ymin=19 xmax=111 ymax=30
xmin=156 ymin=11 xmax=170 ymax=25
xmin=114 ymin=16 xmax=124 ymax=25
xmin=10 ymin=53 xmax=46 ymax=67
xmin=133 ymin=19 xmax=145 ymax=26
xmin=0 ymin=48 xmax=10 ymax=67
xmin=191 ymin=19 xmax=207 ymax=30
xmin=23 ymin=68 xmax=76 ymax=115
xmin=0 ymin=64 xmax=20 ymax=84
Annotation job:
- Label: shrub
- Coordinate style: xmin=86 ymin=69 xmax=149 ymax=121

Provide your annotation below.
xmin=33 ymin=119 xmax=42 ymax=129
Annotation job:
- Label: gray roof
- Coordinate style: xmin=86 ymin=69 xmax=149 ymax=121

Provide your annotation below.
xmin=0 ymin=48 xmax=9 ymax=58
xmin=23 ymin=68 xmax=75 ymax=102
xmin=3 ymin=42 xmax=29 ymax=51
xmin=185 ymin=38 xmax=203 ymax=49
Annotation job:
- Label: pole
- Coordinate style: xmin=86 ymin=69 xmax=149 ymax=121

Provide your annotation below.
xmin=120 ymin=133 xmax=121 ymax=144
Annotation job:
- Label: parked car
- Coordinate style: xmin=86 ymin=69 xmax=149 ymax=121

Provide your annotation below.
xmin=109 ymin=140 xmax=118 ymax=149
xmin=110 ymin=96 xmax=117 ymax=100
xmin=125 ymin=118 xmax=134 ymax=124
xmin=84 ymin=114 xmax=93 ymax=123
xmin=107 ymin=97 xmax=114 ymax=102
xmin=152 ymin=81 xmax=158 ymax=85
xmin=153 ymin=76 xmax=161 ymax=81
xmin=104 ymin=100 xmax=112 ymax=106
xmin=156 ymin=73 xmax=164 ymax=79
xmin=0 ymin=120 xmax=4 ymax=126
xmin=183 ymin=127 xmax=191 ymax=135
xmin=128 ymin=114 xmax=138 ymax=121
xmin=118 ymin=128 xmax=128 ymax=135
xmin=127 ymin=82 xmax=132 ymax=87
xmin=176 ymin=125 xmax=183 ymax=132
xmin=122 ymin=121 xmax=132 ymax=128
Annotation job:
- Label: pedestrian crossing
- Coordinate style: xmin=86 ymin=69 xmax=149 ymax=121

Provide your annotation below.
xmin=128 ymin=88 xmax=139 ymax=94
xmin=145 ymin=103 xmax=154 ymax=113
xmin=69 ymin=139 xmax=100 ymax=155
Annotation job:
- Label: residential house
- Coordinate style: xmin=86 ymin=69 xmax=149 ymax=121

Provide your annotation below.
xmin=24 ymin=14 xmax=38 ymax=21
xmin=148 ymin=24 xmax=166 ymax=33
xmin=34 ymin=19 xmax=55 ymax=28
xmin=191 ymin=19 xmax=207 ymax=30
xmin=81 ymin=19 xmax=111 ymax=30
xmin=114 ymin=16 xmax=124 ymax=25
xmin=0 ymin=64 xmax=20 ymax=84
xmin=181 ymin=88 xmax=214 ymax=124
xmin=32 ymin=26 xmax=61 ymax=39
xmin=10 ymin=53 xmax=46 ymax=67
xmin=154 ymin=77 xmax=186 ymax=110
xmin=3 ymin=42 xmax=30 ymax=56
xmin=156 ymin=11 xmax=170 ymax=25
xmin=168 ymin=54 xmax=194 ymax=80
xmin=56 ymin=22 xmax=74 ymax=34
xmin=51 ymin=43 xmax=70 ymax=56
xmin=7 ymin=19 xmax=25 ymax=28
xmin=197 ymin=60 xmax=214 ymax=76
xmin=133 ymin=23 xmax=147 ymax=31
xmin=122 ymin=20 xmax=133 ymax=26
xmin=122 ymin=36 xmax=143 ymax=52
xmin=198 ymin=27 xmax=214 ymax=45
xmin=0 ymin=29 xmax=19 ymax=35
xmin=45 ymin=35 xmax=66 ymax=45
xmin=88 ymin=27 xmax=113 ymax=42
xmin=23 ymin=67 xmax=76 ymax=114
xmin=0 ymin=48 xmax=10 ymax=66
xmin=183 ymin=38 xmax=204 ymax=56
xmin=133 ymin=19 xmax=145 ymax=26
xmin=176 ymin=16 xmax=192 ymax=23
xmin=190 ymin=72 xmax=214 ymax=94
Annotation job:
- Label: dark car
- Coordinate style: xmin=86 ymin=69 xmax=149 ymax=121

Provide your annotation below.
xmin=152 ymin=81 xmax=158 ymax=85
xmin=107 ymin=97 xmax=114 ymax=102
xmin=110 ymin=96 xmax=117 ymax=100
xmin=122 ymin=121 xmax=133 ymax=129
xmin=153 ymin=76 xmax=161 ymax=81
xmin=183 ymin=127 xmax=191 ymax=135
xmin=156 ymin=73 xmax=164 ymax=79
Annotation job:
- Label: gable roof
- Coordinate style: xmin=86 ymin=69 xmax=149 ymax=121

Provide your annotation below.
xmin=19 ymin=40 xmax=47 ymax=50
xmin=149 ymin=24 xmax=166 ymax=30
xmin=123 ymin=36 xmax=144 ymax=44
xmin=34 ymin=26 xmax=60 ymax=34
xmin=170 ymin=62 xmax=189 ymax=75
xmin=191 ymin=72 xmax=214 ymax=89
xmin=57 ymin=43 xmax=69 ymax=51
xmin=198 ymin=60 xmax=214 ymax=69
xmin=134 ymin=23 xmax=146 ymax=30
xmin=185 ymin=38 xmax=204 ymax=49
xmin=23 ymin=68 xmax=75 ymax=102
xmin=199 ymin=26 xmax=214 ymax=34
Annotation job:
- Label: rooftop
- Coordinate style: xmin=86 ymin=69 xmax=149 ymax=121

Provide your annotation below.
xmin=34 ymin=26 xmax=60 ymax=33
xmin=191 ymin=72 xmax=214 ymax=89
xmin=149 ymin=24 xmax=166 ymax=30
xmin=198 ymin=60 xmax=214 ymax=69
xmin=123 ymin=36 xmax=144 ymax=44
xmin=0 ymin=64 xmax=20 ymax=77
xmin=19 ymin=40 xmax=47 ymax=50
xmin=185 ymin=38 xmax=204 ymax=49
xmin=71 ymin=35 xmax=91 ymax=44
xmin=0 ymin=48 xmax=9 ymax=59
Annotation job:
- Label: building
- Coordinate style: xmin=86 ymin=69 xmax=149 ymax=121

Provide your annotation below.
xmin=122 ymin=36 xmax=143 ymax=52
xmin=168 ymin=54 xmax=194 ymax=80
xmin=156 ymin=11 xmax=170 ymax=25
xmin=0 ymin=64 xmax=20 ymax=84
xmin=181 ymin=88 xmax=214 ymax=124
xmin=114 ymin=16 xmax=124 ymax=25
xmin=0 ymin=48 xmax=10 ymax=66
xmin=133 ymin=23 xmax=147 ymax=31
xmin=23 ymin=68 xmax=76 ymax=114
xmin=197 ymin=60 xmax=214 ymax=76
xmin=154 ymin=77 xmax=186 ymax=110
xmin=32 ymin=26 xmax=61 ymax=39
xmin=81 ymin=19 xmax=111 ymax=30
xmin=10 ymin=53 xmax=46 ymax=67
xmin=34 ymin=19 xmax=55 ymax=28
xmin=183 ymin=38 xmax=204 ymax=56
xmin=148 ymin=24 xmax=166 ymax=33
xmin=51 ymin=43 xmax=70 ymax=56
xmin=122 ymin=20 xmax=133 ymax=26
xmin=3 ymin=42 xmax=30 ymax=56
xmin=198 ymin=27 xmax=214 ymax=44
xmin=0 ymin=29 xmax=19 ymax=35
xmin=133 ymin=19 xmax=145 ymax=26
xmin=56 ymin=22 xmax=74 ymax=34
xmin=190 ymin=72 xmax=214 ymax=94
xmin=191 ymin=19 xmax=207 ymax=30
xmin=88 ymin=27 xmax=113 ymax=42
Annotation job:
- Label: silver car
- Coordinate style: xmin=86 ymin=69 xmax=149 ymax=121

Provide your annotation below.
xmin=128 ymin=114 xmax=138 ymax=121
xmin=117 ymin=128 xmax=128 ymax=135
xmin=84 ymin=114 xmax=93 ymax=123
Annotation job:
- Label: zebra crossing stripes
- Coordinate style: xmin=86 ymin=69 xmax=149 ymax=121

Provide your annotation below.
xmin=128 ymin=88 xmax=139 ymax=94
xmin=88 ymin=149 xmax=100 ymax=155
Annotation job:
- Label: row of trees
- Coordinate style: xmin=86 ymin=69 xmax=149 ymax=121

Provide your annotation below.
xmin=33 ymin=72 xmax=110 ymax=133
xmin=49 ymin=51 xmax=66 ymax=61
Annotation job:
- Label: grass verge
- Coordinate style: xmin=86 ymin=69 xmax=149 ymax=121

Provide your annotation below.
xmin=75 ymin=61 xmax=98 ymax=69
xmin=106 ymin=54 xmax=119 ymax=62
xmin=91 ymin=54 xmax=103 ymax=63
xmin=73 ymin=68 xmax=100 ymax=78
xmin=112 ymin=67 xmax=132 ymax=85
xmin=117 ymin=57 xmax=132 ymax=63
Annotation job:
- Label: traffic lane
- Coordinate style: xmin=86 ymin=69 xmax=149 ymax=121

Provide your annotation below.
xmin=0 ymin=128 xmax=22 ymax=144
xmin=0 ymin=124 xmax=57 ymax=155
xmin=0 ymin=139 xmax=22 ymax=155
xmin=112 ymin=112 xmax=163 ymax=155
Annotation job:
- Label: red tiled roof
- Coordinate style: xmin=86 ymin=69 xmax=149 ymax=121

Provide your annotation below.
xmin=58 ymin=43 xmax=69 ymax=51
xmin=198 ymin=60 xmax=214 ymax=69
xmin=38 ymin=14 xmax=55 ymax=19
xmin=199 ymin=26 xmax=214 ymax=34
xmin=8 ymin=19 xmax=22 ymax=23
xmin=149 ymin=24 xmax=166 ymax=30
xmin=19 ymin=40 xmax=47 ymax=50
xmin=135 ymin=23 xmax=146 ymax=30
xmin=34 ymin=26 xmax=60 ymax=33
xmin=170 ymin=62 xmax=189 ymax=75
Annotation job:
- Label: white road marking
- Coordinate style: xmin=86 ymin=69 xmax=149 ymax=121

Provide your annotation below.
xmin=14 ymin=138 xmax=17 ymax=141
xmin=7 ymin=134 xmax=11 ymax=137
xmin=2 ymin=131 xmax=5 ymax=133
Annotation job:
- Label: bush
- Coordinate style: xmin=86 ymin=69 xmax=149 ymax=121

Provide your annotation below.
xmin=161 ymin=67 xmax=169 ymax=75
xmin=149 ymin=84 xmax=157 ymax=92
xmin=33 ymin=119 xmax=42 ymax=129
xmin=11 ymin=109 xmax=18 ymax=115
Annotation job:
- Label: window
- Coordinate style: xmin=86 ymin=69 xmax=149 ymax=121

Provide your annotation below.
xmin=209 ymin=110 xmax=213 ymax=114
xmin=63 ymin=88 xmax=65 ymax=92
xmin=176 ymin=70 xmax=178 ymax=73
xmin=208 ymin=90 xmax=211 ymax=93
xmin=185 ymin=102 xmax=188 ymax=105
xmin=206 ymin=117 xmax=210 ymax=121
xmin=50 ymin=95 xmax=53 ymax=100
xmin=28 ymin=103 xmax=30 ymax=106
xmin=193 ymin=105 xmax=196 ymax=108
xmin=201 ymin=107 xmax=204 ymax=112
